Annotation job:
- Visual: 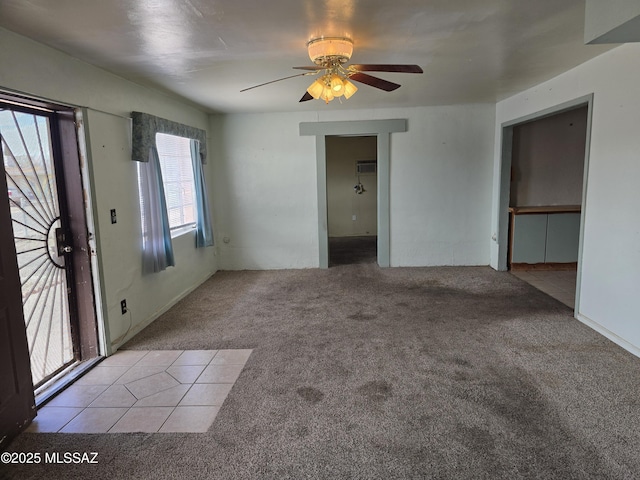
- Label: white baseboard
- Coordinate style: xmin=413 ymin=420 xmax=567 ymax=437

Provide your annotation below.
xmin=577 ymin=313 xmax=640 ymax=358
xmin=110 ymin=271 xmax=216 ymax=351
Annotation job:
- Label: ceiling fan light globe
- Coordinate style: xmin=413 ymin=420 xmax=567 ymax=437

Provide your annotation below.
xmin=307 ymin=79 xmax=325 ymax=99
xmin=343 ymin=79 xmax=358 ymax=99
xmin=321 ymin=88 xmax=334 ymax=103
xmin=330 ymin=75 xmax=345 ymax=96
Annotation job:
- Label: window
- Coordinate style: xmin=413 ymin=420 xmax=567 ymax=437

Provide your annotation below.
xmin=155 ymin=133 xmax=197 ymax=232
xmin=138 ymin=133 xmax=197 ymax=236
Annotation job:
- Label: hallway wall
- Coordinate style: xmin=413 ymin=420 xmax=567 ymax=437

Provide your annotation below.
xmin=211 ymin=104 xmax=495 ymax=269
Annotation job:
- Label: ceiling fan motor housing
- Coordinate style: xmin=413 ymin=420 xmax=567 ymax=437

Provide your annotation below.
xmin=307 ymin=37 xmax=354 ymax=65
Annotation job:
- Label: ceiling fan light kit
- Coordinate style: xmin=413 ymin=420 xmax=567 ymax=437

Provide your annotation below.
xmin=241 ymin=35 xmax=423 ymax=104
xmin=306 ymin=73 xmax=359 ymax=104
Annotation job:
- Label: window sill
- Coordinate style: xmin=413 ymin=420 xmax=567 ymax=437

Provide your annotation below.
xmin=170 ymin=225 xmax=196 ymax=239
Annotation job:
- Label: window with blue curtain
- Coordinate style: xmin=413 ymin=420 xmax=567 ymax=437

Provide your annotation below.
xmin=132 ymin=112 xmax=213 ymax=274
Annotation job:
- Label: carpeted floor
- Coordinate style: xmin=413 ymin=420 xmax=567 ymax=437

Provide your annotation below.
xmin=4 ymin=264 xmax=640 ymax=479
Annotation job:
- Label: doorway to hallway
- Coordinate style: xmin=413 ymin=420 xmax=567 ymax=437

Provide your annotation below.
xmin=301 ymin=118 xmax=407 ymax=269
xmin=326 ymin=135 xmax=377 ymax=267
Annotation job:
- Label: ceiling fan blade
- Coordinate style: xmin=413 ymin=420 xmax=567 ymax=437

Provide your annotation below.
xmin=293 ymin=66 xmax=325 ymax=71
xmin=299 ymin=92 xmax=314 ymax=102
xmin=349 ymin=72 xmax=401 ymax=92
xmin=240 ymin=72 xmax=313 ymax=92
xmin=350 ymin=64 xmax=423 ymax=74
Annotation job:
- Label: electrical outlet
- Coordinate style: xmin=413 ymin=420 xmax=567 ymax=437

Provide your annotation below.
xmin=110 ymin=209 xmax=117 ymax=224
xmin=352 ymin=215 xmax=357 ymax=221
xmin=120 ymin=299 xmax=127 ymax=315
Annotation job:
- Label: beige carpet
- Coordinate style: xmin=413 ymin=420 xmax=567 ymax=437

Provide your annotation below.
xmin=4 ymin=264 xmax=640 ymax=479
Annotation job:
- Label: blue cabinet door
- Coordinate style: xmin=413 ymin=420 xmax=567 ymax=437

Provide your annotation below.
xmin=545 ymin=213 xmax=580 ymax=262
xmin=512 ymin=214 xmax=547 ymax=263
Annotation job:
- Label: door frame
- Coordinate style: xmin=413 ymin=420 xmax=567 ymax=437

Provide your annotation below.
xmin=0 ymin=90 xmax=106 ymax=402
xmin=300 ymin=119 xmax=407 ymax=268
xmin=496 ymin=94 xmax=594 ymax=313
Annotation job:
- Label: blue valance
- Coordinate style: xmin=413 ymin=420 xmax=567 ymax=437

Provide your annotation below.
xmin=131 ymin=111 xmax=207 ymax=164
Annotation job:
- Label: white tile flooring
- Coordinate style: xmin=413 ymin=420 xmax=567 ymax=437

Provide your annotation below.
xmin=511 ymin=269 xmax=577 ymax=308
xmin=25 ymin=349 xmax=252 ymax=434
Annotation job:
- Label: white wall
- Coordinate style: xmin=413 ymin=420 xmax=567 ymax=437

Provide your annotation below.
xmin=492 ymin=44 xmax=640 ymax=354
xmin=210 ymin=112 xmax=319 ymax=269
xmin=510 ymin=106 xmax=587 ymax=207
xmin=0 ymin=28 xmax=217 ymax=352
xmin=390 ymin=106 xmax=495 ymax=266
xmin=211 ymin=104 xmax=495 ymax=269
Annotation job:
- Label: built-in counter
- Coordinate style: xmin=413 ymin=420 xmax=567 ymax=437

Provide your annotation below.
xmin=508 ymin=205 xmax=581 ymax=268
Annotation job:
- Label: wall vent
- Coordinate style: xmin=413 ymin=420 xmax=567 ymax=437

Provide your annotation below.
xmin=356 ymin=160 xmax=377 ymax=175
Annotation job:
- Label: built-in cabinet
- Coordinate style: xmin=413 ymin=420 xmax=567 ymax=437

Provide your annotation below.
xmin=509 ymin=206 xmax=581 ymax=266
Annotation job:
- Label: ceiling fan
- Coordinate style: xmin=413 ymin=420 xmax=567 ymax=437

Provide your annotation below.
xmin=240 ymin=37 xmax=423 ymax=103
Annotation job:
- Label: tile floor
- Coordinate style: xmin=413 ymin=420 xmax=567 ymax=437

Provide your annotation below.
xmin=25 ymin=349 xmax=252 ymax=434
xmin=511 ymin=268 xmax=577 ymax=308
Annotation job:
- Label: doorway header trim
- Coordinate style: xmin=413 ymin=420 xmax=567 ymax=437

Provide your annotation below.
xmin=300 ymin=119 xmax=407 ymax=136
xmin=501 ymin=94 xmax=594 ymax=129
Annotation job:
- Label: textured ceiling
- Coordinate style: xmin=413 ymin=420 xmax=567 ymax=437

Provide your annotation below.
xmin=0 ymin=0 xmax=615 ymax=113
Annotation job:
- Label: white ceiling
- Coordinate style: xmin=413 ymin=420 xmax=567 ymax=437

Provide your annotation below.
xmin=0 ymin=0 xmax=615 ymax=114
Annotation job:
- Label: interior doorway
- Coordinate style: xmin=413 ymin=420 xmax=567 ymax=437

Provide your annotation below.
xmin=300 ymin=118 xmax=407 ymax=268
xmin=326 ymin=136 xmax=377 ymax=266
xmin=0 ymin=94 xmax=100 ymax=410
xmin=498 ymin=97 xmax=593 ymax=311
